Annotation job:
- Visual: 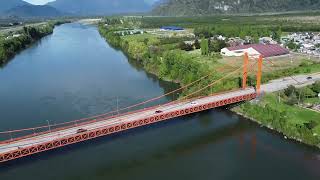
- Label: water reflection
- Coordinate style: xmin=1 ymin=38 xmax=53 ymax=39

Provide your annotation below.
xmin=0 ymin=23 xmax=319 ymax=180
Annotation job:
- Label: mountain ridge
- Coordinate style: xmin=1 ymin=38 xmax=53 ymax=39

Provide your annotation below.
xmin=0 ymin=0 xmax=30 ymax=13
xmin=4 ymin=4 xmax=66 ymax=18
xmin=152 ymin=0 xmax=320 ymax=16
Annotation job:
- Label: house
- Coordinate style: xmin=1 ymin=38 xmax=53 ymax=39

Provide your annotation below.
xmin=259 ymin=37 xmax=277 ymax=45
xmin=221 ymin=44 xmax=289 ymax=58
xmin=227 ymin=37 xmax=245 ymax=47
xmin=114 ymin=29 xmax=144 ymax=36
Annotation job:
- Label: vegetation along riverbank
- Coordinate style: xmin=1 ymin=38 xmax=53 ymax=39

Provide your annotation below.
xmin=98 ymin=15 xmax=320 ymax=148
xmin=99 ymin=16 xmax=320 ymax=95
xmin=0 ymin=20 xmax=69 ymax=67
xmin=234 ymin=82 xmax=320 ymax=148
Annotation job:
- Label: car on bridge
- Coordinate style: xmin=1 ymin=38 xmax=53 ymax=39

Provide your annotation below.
xmin=76 ymin=128 xmax=88 ymax=134
xmin=155 ymin=110 xmax=163 ymax=114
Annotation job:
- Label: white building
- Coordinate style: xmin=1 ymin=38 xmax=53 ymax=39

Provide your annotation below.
xmin=221 ymin=46 xmax=260 ymax=57
xmin=221 ymin=44 xmax=290 ymax=58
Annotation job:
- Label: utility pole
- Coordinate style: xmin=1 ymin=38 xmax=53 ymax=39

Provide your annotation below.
xmin=46 ymin=120 xmax=51 ymax=133
xmin=9 ymin=131 xmax=13 ymax=141
xmin=117 ymin=96 xmax=119 ymax=115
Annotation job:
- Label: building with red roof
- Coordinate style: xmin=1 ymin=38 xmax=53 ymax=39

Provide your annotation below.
xmin=221 ymin=44 xmax=289 ymax=58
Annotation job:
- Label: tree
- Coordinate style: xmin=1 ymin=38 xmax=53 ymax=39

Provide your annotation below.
xmin=201 ymin=38 xmax=209 ymax=56
xmin=179 ymin=42 xmax=193 ymax=51
xmin=273 ymin=27 xmax=282 ymax=42
xmin=143 ymin=38 xmax=149 ymax=45
xmin=286 ymin=40 xmax=300 ymax=51
xmin=284 ymin=85 xmax=297 ymax=97
xmin=209 ymin=40 xmax=226 ymax=53
xmin=312 ymin=81 xmax=320 ymax=94
xmin=286 ymin=93 xmax=298 ymax=105
xmin=194 ymin=39 xmax=200 ymax=49
xmin=301 ymin=87 xmax=316 ymax=98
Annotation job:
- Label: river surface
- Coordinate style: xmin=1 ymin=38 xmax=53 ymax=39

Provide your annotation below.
xmin=0 ymin=23 xmax=320 ymax=180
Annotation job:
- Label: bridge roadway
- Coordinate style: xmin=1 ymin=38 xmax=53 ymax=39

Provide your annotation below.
xmin=0 ymin=88 xmax=256 ymax=163
xmin=1 ymin=72 xmax=320 ymax=163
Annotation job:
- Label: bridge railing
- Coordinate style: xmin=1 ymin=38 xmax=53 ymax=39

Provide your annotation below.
xmin=0 ymin=87 xmax=250 ymax=144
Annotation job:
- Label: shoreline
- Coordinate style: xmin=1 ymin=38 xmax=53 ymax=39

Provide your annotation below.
xmin=98 ymin=24 xmax=320 ymax=150
xmin=231 ymin=107 xmax=320 ymax=150
xmin=0 ymin=21 xmax=69 ymax=67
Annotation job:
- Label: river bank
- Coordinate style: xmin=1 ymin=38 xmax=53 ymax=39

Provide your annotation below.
xmin=233 ymin=107 xmax=320 ymax=149
xmin=232 ymin=85 xmax=320 ymax=149
xmin=0 ymin=20 xmax=69 ymax=67
xmin=98 ymin=18 xmax=320 ymax=150
xmin=1 ymin=22 xmax=320 ymax=180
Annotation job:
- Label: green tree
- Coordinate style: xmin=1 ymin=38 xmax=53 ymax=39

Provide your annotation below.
xmin=201 ymin=38 xmax=209 ymax=56
xmin=194 ymin=39 xmax=200 ymax=49
xmin=312 ymin=81 xmax=320 ymax=94
xmin=287 ymin=40 xmax=300 ymax=51
xmin=209 ymin=40 xmax=227 ymax=53
xmin=284 ymin=85 xmax=297 ymax=97
xmin=286 ymin=93 xmax=299 ymax=105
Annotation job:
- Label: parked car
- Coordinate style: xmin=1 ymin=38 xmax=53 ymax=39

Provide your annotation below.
xmin=77 ymin=128 xmax=88 ymax=133
xmin=191 ymin=102 xmax=197 ymax=105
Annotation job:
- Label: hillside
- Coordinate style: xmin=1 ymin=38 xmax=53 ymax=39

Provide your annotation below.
xmin=0 ymin=0 xmax=29 ymax=13
xmin=5 ymin=5 xmax=65 ymax=17
xmin=48 ymin=0 xmax=152 ymax=15
xmin=152 ymin=0 xmax=320 ymax=16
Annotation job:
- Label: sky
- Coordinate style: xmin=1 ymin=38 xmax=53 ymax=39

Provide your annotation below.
xmin=24 ymin=0 xmax=159 ymax=5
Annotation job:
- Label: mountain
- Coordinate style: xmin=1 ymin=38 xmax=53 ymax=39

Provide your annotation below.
xmin=4 ymin=5 xmax=65 ymax=17
xmin=48 ymin=0 xmax=153 ymax=15
xmin=0 ymin=0 xmax=30 ymax=13
xmin=152 ymin=0 xmax=320 ymax=16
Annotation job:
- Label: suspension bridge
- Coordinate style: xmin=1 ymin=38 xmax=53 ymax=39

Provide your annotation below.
xmin=0 ymin=54 xmax=281 ymax=163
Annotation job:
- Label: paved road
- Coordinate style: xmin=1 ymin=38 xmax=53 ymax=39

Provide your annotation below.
xmin=261 ymin=73 xmax=320 ymax=93
xmin=0 ymin=72 xmax=319 ymax=155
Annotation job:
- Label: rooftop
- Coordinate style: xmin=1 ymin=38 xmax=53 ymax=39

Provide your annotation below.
xmin=227 ymin=44 xmax=289 ymax=57
xmin=160 ymin=26 xmax=184 ymax=31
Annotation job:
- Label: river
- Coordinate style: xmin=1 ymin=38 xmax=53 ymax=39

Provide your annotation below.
xmin=0 ymin=23 xmax=319 ymax=180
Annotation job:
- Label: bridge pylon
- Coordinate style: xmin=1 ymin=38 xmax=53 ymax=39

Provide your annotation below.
xmin=242 ymin=53 xmax=263 ymax=95
xmin=242 ymin=52 xmax=249 ymax=89
xmin=256 ymin=55 xmax=263 ymax=96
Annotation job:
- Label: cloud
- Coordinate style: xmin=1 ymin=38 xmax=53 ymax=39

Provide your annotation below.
xmin=23 ymin=0 xmax=55 ymax=5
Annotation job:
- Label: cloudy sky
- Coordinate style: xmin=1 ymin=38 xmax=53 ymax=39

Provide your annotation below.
xmin=24 ymin=0 xmax=54 ymax=5
xmin=24 ymin=0 xmax=158 ymax=5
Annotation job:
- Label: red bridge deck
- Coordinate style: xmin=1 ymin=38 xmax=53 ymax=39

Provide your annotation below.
xmin=0 ymin=88 xmax=256 ymax=163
